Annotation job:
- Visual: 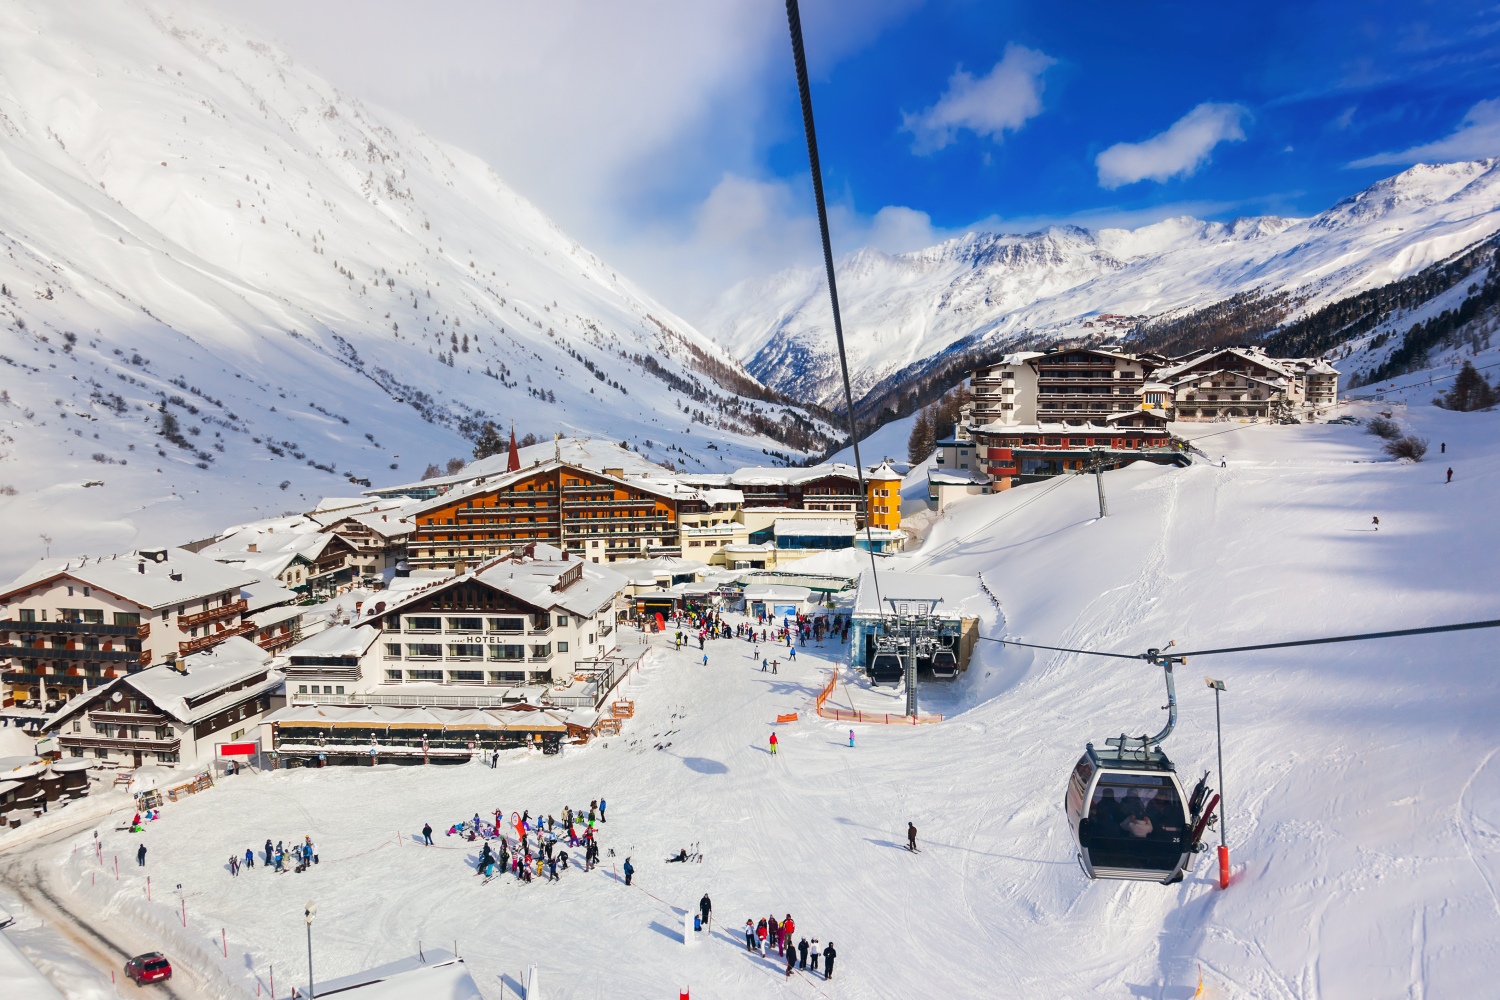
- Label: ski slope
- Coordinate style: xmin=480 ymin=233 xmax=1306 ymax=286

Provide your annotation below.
xmin=18 ymin=401 xmax=1500 ymax=999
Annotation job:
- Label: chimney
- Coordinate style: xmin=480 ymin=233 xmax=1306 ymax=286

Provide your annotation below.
xmin=248 ymin=543 xmax=258 ymax=553
xmin=137 ymin=562 xmax=146 ymax=574
xmin=169 ymin=571 xmax=182 ymax=582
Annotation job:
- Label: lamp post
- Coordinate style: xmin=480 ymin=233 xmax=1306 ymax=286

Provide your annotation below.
xmin=304 ymin=901 xmax=316 ymax=999
xmin=1206 ymin=678 xmax=1229 ymax=889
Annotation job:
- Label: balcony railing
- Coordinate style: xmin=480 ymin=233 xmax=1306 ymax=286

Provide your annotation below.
xmin=179 ymin=620 xmax=256 ymax=657
xmin=0 ymin=620 xmax=142 ymax=636
xmin=177 ymin=598 xmax=248 ymax=631
xmin=2 ymin=646 xmax=141 ymax=663
xmin=59 ymin=734 xmax=181 ymax=753
xmin=88 ymin=709 xmax=169 ymax=725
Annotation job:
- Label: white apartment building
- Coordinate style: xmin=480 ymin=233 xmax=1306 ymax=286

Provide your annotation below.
xmin=1 ymin=549 xmax=267 ymax=710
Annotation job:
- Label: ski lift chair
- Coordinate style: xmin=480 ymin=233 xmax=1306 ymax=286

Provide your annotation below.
xmin=930 ymin=648 xmax=958 ymax=679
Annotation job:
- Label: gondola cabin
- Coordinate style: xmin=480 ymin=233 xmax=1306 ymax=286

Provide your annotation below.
xmin=929 ymin=648 xmax=958 ymax=679
xmin=868 ymin=650 xmax=905 ymax=686
xmin=1065 ymin=742 xmax=1193 ymax=884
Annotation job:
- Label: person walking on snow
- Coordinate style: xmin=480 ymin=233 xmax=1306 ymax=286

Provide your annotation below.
xmin=768 ymin=732 xmax=778 ymax=755
xmin=1447 ymin=467 xmax=1454 ymax=483
xmin=823 ymin=942 xmax=837 ymax=980
xmin=699 ymin=893 xmax=713 ymax=928
xmin=600 ymin=798 xmax=607 ymax=823
xmin=907 ymin=821 xmax=918 ymax=852
xmin=1372 ymin=516 xmax=1380 ymax=531
xmin=786 ymin=943 xmax=797 ymax=978
xmin=745 ymin=920 xmax=757 ymax=952
xmin=136 ymin=843 xmax=147 ymax=866
xmin=757 ymin=919 xmax=768 ymax=957
xmin=422 ymin=823 xmax=433 ymax=846
xmin=848 ymin=729 xmax=855 ymax=748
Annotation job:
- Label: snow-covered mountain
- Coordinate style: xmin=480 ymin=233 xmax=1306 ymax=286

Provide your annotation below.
xmin=708 ymin=159 xmax=1500 ymax=406
xmin=0 ymin=0 xmax=830 ymax=577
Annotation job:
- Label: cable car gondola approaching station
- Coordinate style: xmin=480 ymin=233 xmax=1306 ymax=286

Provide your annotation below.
xmin=1065 ymin=650 xmax=1216 ymax=884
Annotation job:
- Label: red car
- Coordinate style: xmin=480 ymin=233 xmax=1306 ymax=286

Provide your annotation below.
xmin=125 ymin=953 xmax=172 ymax=985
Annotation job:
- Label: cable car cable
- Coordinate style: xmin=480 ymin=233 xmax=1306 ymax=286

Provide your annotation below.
xmin=784 ymin=0 xmax=884 ymax=613
xmin=977 ymin=616 xmax=1500 ymax=661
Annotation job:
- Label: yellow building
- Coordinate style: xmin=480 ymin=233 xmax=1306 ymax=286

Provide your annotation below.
xmin=866 ymin=463 xmax=904 ymax=532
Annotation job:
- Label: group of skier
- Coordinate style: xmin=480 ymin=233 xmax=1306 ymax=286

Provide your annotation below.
xmin=228 ymin=836 xmax=315 ymax=875
xmin=417 ymin=800 xmax=609 ymax=885
xmin=743 ymin=912 xmax=836 ymax=980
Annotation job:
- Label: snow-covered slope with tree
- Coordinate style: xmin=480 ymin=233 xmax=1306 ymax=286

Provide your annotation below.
xmin=708 ymin=159 xmax=1500 ymax=406
xmin=0 ymin=0 xmax=830 ymax=577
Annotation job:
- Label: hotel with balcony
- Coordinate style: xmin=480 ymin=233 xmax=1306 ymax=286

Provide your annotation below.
xmin=0 ymin=548 xmax=284 ymax=711
xmin=43 ymin=636 xmax=281 ymax=768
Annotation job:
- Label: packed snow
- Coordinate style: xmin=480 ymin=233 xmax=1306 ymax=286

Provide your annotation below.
xmin=6 ymin=399 xmax=1495 ymax=998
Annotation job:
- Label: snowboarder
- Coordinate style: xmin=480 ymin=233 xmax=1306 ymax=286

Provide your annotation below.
xmin=422 ymin=823 xmax=433 ymax=846
xmin=798 ymin=937 xmax=809 ymax=969
xmin=1447 ymin=467 xmax=1454 ymax=483
xmin=136 ymin=843 xmax=147 ymax=867
xmin=699 ymin=893 xmax=712 ymax=928
xmin=907 ymin=822 xmax=918 ymax=852
xmin=823 ymin=941 xmax=837 ymax=980
xmin=768 ymin=732 xmax=778 ymax=755
xmin=622 ymin=857 xmax=634 ymax=886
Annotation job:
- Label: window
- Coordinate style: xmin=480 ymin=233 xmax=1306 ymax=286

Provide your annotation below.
xmin=384 ymin=643 xmax=402 ymax=659
xmin=449 ymin=670 xmax=484 ymax=683
xmin=298 ymin=684 xmax=308 ymax=694
xmin=447 ymin=644 xmax=484 ymax=659
xmin=95 ymin=747 xmax=109 ymax=759
xmin=336 ymin=686 xmax=345 ymax=694
xmin=488 ymin=645 xmax=525 ymax=661
xmin=488 ymin=617 xmax=525 ymax=633
xmin=406 ymin=643 xmax=442 ymax=659
xmin=385 ymin=669 xmax=402 ymax=681
xmin=555 ymin=614 xmax=569 ymax=626
xmin=70 ymin=748 xmax=84 ymax=758
xmin=406 ymin=669 xmax=444 ymax=682
xmin=447 ymin=617 xmax=483 ymax=632
xmin=408 ymin=617 xmax=441 ymax=632
xmin=113 ymin=612 xmax=140 ymax=626
xmin=18 ymin=608 xmax=35 ymax=623
xmin=558 ymin=641 xmax=570 ymax=652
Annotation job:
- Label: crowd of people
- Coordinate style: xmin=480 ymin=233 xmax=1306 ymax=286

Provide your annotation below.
xmin=227 ymin=836 xmax=316 ymax=875
xmin=743 ymin=912 xmax=836 ymax=980
xmin=419 ymin=799 xmax=610 ymax=885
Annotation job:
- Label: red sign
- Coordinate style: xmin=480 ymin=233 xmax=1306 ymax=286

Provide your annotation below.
xmin=218 ymin=741 xmax=258 ymax=757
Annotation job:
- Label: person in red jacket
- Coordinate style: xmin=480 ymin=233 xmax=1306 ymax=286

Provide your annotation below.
xmin=768 ymin=732 xmax=778 ymax=755
xmin=781 ymin=914 xmax=795 ymax=952
xmin=756 ymin=918 xmax=768 ymax=957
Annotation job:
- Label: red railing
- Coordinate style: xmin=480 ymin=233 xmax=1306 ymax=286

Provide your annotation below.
xmin=814 ymin=669 xmax=943 ymax=725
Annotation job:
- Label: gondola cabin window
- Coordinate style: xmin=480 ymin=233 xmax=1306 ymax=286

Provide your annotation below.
xmin=1089 ymin=773 xmax=1183 ymax=841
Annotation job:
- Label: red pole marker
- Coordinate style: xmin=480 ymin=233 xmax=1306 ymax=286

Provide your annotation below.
xmin=681 ymin=991 xmax=689 ymax=1000
xmin=147 ymin=876 xmax=151 ymax=900
xmin=114 ymin=856 xmax=119 ymax=879
xmin=223 ymin=928 xmax=228 ymax=957
xmin=271 ymin=966 xmax=275 ymax=998
xmin=181 ymin=899 xmax=186 ymax=926
xmin=1217 ymin=845 xmax=1231 ymax=889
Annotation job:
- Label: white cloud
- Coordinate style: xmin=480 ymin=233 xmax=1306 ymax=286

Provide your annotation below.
xmin=1349 ymin=98 xmax=1500 ymax=167
xmin=902 ymin=44 xmax=1056 ymax=154
xmin=1095 ymin=103 xmax=1249 ymax=189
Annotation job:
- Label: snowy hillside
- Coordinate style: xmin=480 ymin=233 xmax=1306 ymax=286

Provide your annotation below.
xmin=0 ymin=0 xmax=829 ymax=577
xmin=708 ymin=159 xmax=1500 ymax=406
xmin=9 ymin=397 xmax=1499 ymax=999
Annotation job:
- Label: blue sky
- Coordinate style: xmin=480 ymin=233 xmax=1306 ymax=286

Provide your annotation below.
xmin=222 ymin=0 xmax=1500 ymax=319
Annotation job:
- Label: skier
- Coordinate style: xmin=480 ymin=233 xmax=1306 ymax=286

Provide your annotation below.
xmin=136 ymin=843 xmax=147 ymax=867
xmin=789 ymin=647 xmax=796 ymax=661
xmin=848 ymin=729 xmax=855 ymax=748
xmin=823 ymin=941 xmax=837 ymax=980
xmin=229 ymin=855 xmax=239 ymax=877
xmin=1447 ymin=467 xmax=1454 ymax=483
xmin=907 ymin=821 xmax=918 ymax=852
xmin=745 ymin=920 xmax=757 ymax=952
xmin=699 ymin=893 xmax=713 ymax=928
xmin=798 ymin=936 xmax=809 ymax=969
xmin=768 ymin=732 xmax=778 ymax=755
xmin=622 ymin=857 xmax=634 ymax=886
xmin=264 ymin=838 xmax=274 ymax=865
xmin=422 ymin=822 xmax=433 ymax=846
xmin=808 ymin=937 xmax=820 ymax=974
xmin=771 ymin=659 xmax=778 ymax=674
xmin=761 ymin=657 xmax=768 ymax=672
xmin=1372 ymin=516 xmax=1380 ymax=531
xmin=244 ymin=847 xmax=255 ymax=869
xmin=702 ymin=654 xmax=709 ymax=666
xmin=782 ymin=914 xmax=795 ymax=953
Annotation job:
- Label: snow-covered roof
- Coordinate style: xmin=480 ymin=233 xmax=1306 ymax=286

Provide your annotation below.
xmin=1 ymin=547 xmax=257 ymax=611
xmin=368 ymin=551 xmax=624 ymax=622
xmin=774 ymin=518 xmax=857 ymax=537
xmin=300 ymin=954 xmax=482 ymax=1000
xmin=127 ymin=637 xmax=279 ymax=723
xmin=720 ymin=464 xmax=859 ymax=487
xmin=371 ymin=438 xmax=674 ymax=496
xmin=928 ymin=469 xmax=990 ymax=486
xmin=200 ymin=524 xmax=344 ymax=578
xmin=699 ymin=488 xmax=745 ymax=507
xmin=868 ymin=461 xmax=903 ymax=481
xmin=1154 ymin=347 xmax=1295 ymax=381
xmin=0 ymin=929 xmax=65 ymax=1000
xmin=404 ymin=460 xmax=692 ymax=518
xmin=852 ymin=570 xmax=992 ymax=619
xmin=241 ymin=574 xmax=299 ymax=615
xmin=743 ymin=585 xmax=813 ymax=602
xmin=287 ymin=624 xmax=378 ymax=659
